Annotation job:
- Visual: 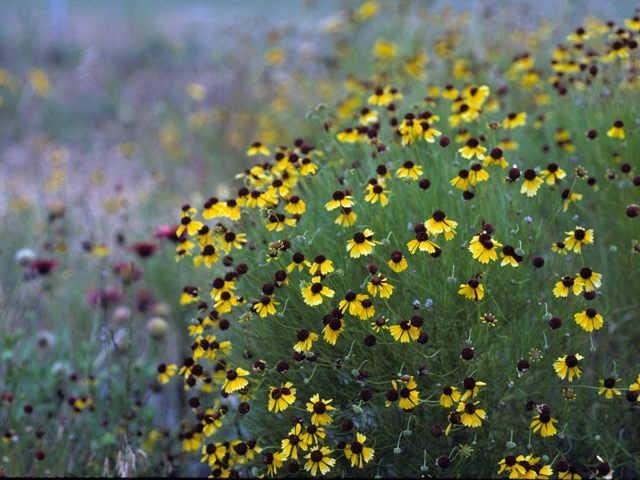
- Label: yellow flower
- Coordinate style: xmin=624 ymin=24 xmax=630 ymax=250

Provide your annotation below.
xmin=304 ymin=446 xmax=335 ymax=477
xmin=459 ymin=279 xmax=484 ymax=301
xmin=309 ymin=255 xmax=334 ymax=275
xmin=253 ymin=296 xmax=279 ymax=317
xmin=393 ymin=377 xmax=420 ymax=411
xmin=157 ymin=363 xmax=177 ymax=384
xmin=221 ymin=368 xmax=250 ymax=394
xmin=439 ymin=386 xmax=461 ymax=408
xmin=450 ymin=168 xmax=471 ymax=190
xmin=521 ymin=169 xmax=544 ymax=197
xmin=285 ymin=195 xmax=306 ymax=215
xmin=371 ymin=316 xmax=388 ymax=332
xmin=373 ymin=39 xmax=397 ymax=59
xmin=407 ymin=229 xmax=439 ymax=254
xmin=457 ymin=401 xmax=486 ymax=428
xmin=553 ymin=354 xmax=584 ymax=382
xmin=469 ymin=233 xmax=502 ymax=263
xmin=364 ymin=182 xmax=390 ymax=206
xmin=287 ymin=252 xmax=311 ymax=272
xmin=294 ymin=330 xmax=319 ymax=353
xmin=389 ymin=320 xmax=420 ymax=343
xmin=481 ymin=313 xmax=497 ymax=326
xmin=306 ymin=394 xmax=335 ymax=426
xmin=263 ymin=451 xmax=285 ymax=477
xmin=322 ymin=316 xmax=344 ymax=345
xmin=339 ymin=291 xmax=367 ymax=316
xmin=388 ymin=250 xmax=408 ymax=272
xmin=325 ymin=190 xmax=354 ymax=211
xmin=335 ymin=206 xmax=358 ymax=227
xmin=562 ymin=189 xmax=582 ymax=212
xmin=426 ymin=210 xmax=458 ymax=240
xmin=346 ymin=229 xmax=381 ymax=258
xmin=483 ymin=147 xmax=508 ymax=168
xmin=598 ymin=378 xmax=621 ymax=399
xmin=574 ymin=308 xmax=603 ymax=332
xmin=564 ymin=227 xmax=594 ymax=254
xmin=367 ymin=274 xmax=394 ymax=298
xmin=396 ymin=160 xmax=423 ymax=179
xmin=575 ymin=267 xmax=602 ymax=291
xmin=246 ymin=141 xmax=270 ymax=156
xmin=540 ymin=162 xmax=567 ymax=185
xmin=458 ymin=138 xmax=486 ymax=159
xmin=299 ymin=157 xmax=318 ymax=176
xmin=606 ymin=120 xmax=625 ymax=139
xmin=460 ymin=378 xmax=486 ymax=401
xmin=220 ymin=199 xmax=242 ymax=221
xmin=281 ymin=424 xmax=308 ymax=460
xmin=503 ymin=111 xmax=527 ymax=129
xmin=442 ymin=83 xmax=459 ymax=99
xmin=344 ymin=433 xmax=375 ymax=468
xmin=530 ymin=414 xmax=558 ymax=437
xmin=201 ymin=442 xmax=227 ymax=466
xmin=268 ymin=382 xmax=296 ymax=413
xmin=553 ymin=276 xmax=582 ymax=298
xmin=301 ymin=281 xmax=335 ymax=306
xmin=266 ymin=213 xmax=296 ymax=232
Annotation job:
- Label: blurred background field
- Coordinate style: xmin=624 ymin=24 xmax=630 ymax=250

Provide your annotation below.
xmin=1 ymin=0 xmax=639 ymax=477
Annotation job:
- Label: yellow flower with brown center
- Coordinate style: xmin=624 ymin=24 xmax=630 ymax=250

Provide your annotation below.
xmin=457 ymin=401 xmax=486 ymax=428
xmin=521 ymin=169 xmax=544 ymax=197
xmin=599 ymin=377 xmax=621 ymax=399
xmin=306 ymin=394 xmax=335 ymax=426
xmin=450 ymin=168 xmax=471 ymax=190
xmin=407 ymin=226 xmax=439 ymax=254
xmin=304 ymin=446 xmax=335 ymax=477
xmin=322 ymin=316 xmax=344 ymax=345
xmin=346 ymin=229 xmax=381 ymax=258
xmin=553 ymin=275 xmax=582 ymax=298
xmin=325 ymin=190 xmax=354 ymax=211
xmin=503 ymin=111 xmax=527 ymax=129
xmin=574 ymin=308 xmax=603 ymax=332
xmin=426 ymin=210 xmax=458 ymax=240
xmin=335 ymin=206 xmax=358 ymax=227
xmin=396 ymin=160 xmax=423 ymax=179
xmin=530 ymin=413 xmax=558 ymax=437
xmin=252 ymin=296 xmax=279 ymax=317
xmin=246 ymin=140 xmax=270 ymax=156
xmin=439 ymin=386 xmax=461 ymax=408
xmin=540 ymin=162 xmax=567 ymax=185
xmin=157 ymin=363 xmax=177 ymax=384
xmin=268 ymin=382 xmax=296 ymax=413
xmin=301 ymin=280 xmax=335 ymax=306
xmin=459 ymin=278 xmax=484 ymax=301
xmin=553 ymin=354 xmax=584 ymax=382
xmin=607 ymin=120 xmax=625 ymax=139
xmin=483 ymin=147 xmax=508 ymax=168
xmin=281 ymin=423 xmax=308 ymax=460
xmin=389 ymin=320 xmax=420 ymax=343
xmin=344 ymin=432 xmax=375 ymax=469
xmin=388 ymin=250 xmax=408 ymax=272
xmin=458 ymin=137 xmax=486 ymax=160
xmin=364 ymin=182 xmax=389 ymax=206
xmin=469 ymin=233 xmax=502 ymax=263
xmin=575 ymin=267 xmax=602 ymax=291
xmin=294 ymin=329 xmax=319 ymax=353
xmin=460 ymin=377 xmax=486 ymax=401
xmin=564 ymin=227 xmax=594 ymax=253
xmin=221 ymin=368 xmax=250 ymax=394
xmin=285 ymin=195 xmax=306 ymax=215
xmin=561 ymin=188 xmax=582 ymax=212
xmin=367 ymin=274 xmax=394 ymax=298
